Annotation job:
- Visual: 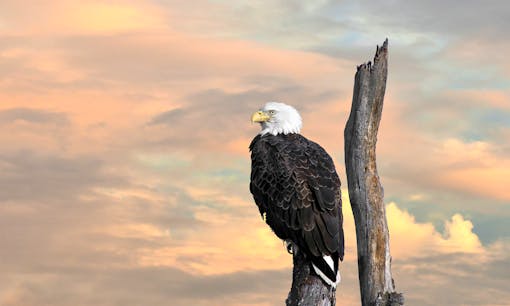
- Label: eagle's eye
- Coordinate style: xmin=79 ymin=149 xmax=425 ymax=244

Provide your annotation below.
xmin=268 ymin=110 xmax=276 ymax=115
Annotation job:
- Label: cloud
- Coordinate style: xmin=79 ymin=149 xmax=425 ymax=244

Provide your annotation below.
xmin=357 ymin=0 xmax=510 ymax=39
xmin=377 ymin=101 xmax=510 ymax=203
xmin=143 ymin=86 xmax=341 ymax=154
xmin=0 ymin=266 xmax=290 ymax=306
xmin=344 ymin=199 xmax=510 ymax=305
xmin=0 ymin=1 xmax=165 ymax=36
xmin=386 ymin=202 xmax=483 ymax=257
xmin=393 ymin=244 xmax=510 ymax=305
xmin=0 ymin=150 xmax=124 ymax=202
xmin=0 ymin=108 xmax=68 ymax=125
xmin=148 ymin=108 xmax=184 ymax=125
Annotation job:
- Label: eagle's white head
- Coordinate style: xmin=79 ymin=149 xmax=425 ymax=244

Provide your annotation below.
xmin=251 ymin=102 xmax=302 ymax=136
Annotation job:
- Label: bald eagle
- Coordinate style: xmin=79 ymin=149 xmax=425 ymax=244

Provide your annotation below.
xmin=249 ymin=102 xmax=344 ymax=288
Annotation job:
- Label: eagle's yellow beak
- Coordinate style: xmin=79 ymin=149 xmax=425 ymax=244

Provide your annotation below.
xmin=251 ymin=110 xmax=270 ymax=123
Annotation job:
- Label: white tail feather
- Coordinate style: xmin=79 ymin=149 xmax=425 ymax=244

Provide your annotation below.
xmin=311 ymin=255 xmax=341 ymax=288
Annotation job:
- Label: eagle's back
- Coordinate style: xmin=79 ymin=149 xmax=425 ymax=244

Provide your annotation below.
xmin=249 ymin=133 xmax=344 ymax=263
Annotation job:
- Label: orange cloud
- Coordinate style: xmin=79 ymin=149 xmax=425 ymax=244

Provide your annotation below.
xmin=99 ymin=223 xmax=171 ymax=240
xmin=0 ymin=1 xmax=166 ymax=36
xmin=448 ymin=89 xmax=510 ymax=111
xmin=435 ymin=138 xmax=510 ymax=201
xmin=126 ymin=189 xmax=488 ymax=278
xmin=65 ymin=2 xmax=165 ymax=34
xmin=387 ymin=202 xmax=483 ymax=257
xmin=342 ymin=195 xmax=484 ymax=260
xmin=136 ymin=218 xmax=291 ymax=275
xmin=226 ymin=138 xmax=251 ymax=156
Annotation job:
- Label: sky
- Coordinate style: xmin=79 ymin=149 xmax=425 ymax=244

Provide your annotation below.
xmin=0 ymin=1 xmax=509 ymax=305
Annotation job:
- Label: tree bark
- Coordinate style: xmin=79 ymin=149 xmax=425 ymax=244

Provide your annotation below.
xmin=286 ymin=246 xmax=335 ymax=306
xmin=285 ymin=39 xmax=403 ymax=306
xmin=344 ymin=39 xmax=404 ymax=306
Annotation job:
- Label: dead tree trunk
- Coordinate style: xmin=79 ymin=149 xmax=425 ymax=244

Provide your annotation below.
xmin=344 ymin=39 xmax=404 ymax=306
xmin=285 ymin=39 xmax=403 ymax=306
xmin=286 ymin=247 xmax=335 ymax=306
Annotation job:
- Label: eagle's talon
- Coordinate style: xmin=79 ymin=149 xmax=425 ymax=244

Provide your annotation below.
xmin=285 ymin=240 xmax=294 ymax=254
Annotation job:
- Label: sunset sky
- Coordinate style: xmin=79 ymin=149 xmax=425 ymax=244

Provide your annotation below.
xmin=1 ymin=1 xmax=509 ymax=305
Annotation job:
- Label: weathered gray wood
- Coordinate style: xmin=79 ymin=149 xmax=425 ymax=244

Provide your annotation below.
xmin=344 ymin=39 xmax=404 ymax=306
xmin=286 ymin=246 xmax=335 ymax=306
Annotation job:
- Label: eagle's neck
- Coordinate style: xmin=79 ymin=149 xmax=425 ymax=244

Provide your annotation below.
xmin=259 ymin=121 xmax=301 ymax=136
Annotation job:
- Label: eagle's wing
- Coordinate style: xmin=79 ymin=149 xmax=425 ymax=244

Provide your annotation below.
xmin=250 ymin=135 xmax=344 ymax=260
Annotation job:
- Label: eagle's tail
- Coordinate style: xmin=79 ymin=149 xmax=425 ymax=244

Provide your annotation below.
xmin=311 ymin=252 xmax=341 ymax=288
